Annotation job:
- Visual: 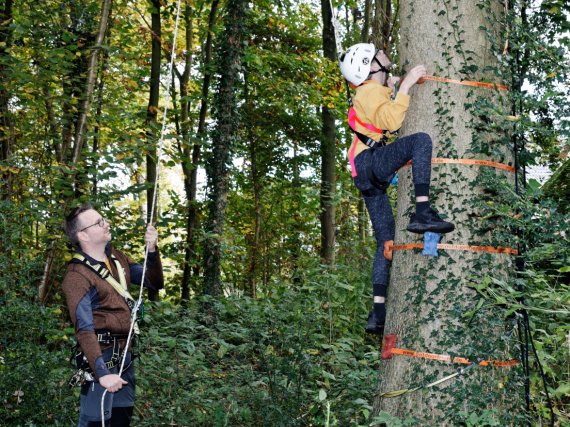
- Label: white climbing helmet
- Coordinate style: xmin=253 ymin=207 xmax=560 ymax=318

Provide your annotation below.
xmin=339 ymin=43 xmax=376 ymax=86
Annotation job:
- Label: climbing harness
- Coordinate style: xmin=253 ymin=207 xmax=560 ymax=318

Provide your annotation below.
xmin=378 ymin=334 xmax=518 ymax=398
xmin=73 ymin=254 xmax=131 ymax=300
xmin=68 ymin=333 xmax=133 ymax=388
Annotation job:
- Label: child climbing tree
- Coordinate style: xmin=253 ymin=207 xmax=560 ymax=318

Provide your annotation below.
xmin=373 ymin=0 xmax=527 ymax=424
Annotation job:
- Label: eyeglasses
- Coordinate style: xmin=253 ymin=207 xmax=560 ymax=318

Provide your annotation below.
xmin=79 ymin=217 xmax=107 ymax=232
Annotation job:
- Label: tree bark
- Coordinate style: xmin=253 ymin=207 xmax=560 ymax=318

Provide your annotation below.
xmin=0 ymin=0 xmax=14 ymax=201
xmin=374 ymin=1 xmax=525 ymax=424
xmin=178 ymin=0 xmax=219 ymax=303
xmin=320 ymin=0 xmax=337 ymax=265
xmin=38 ymin=0 xmax=113 ymax=303
xmin=145 ymin=0 xmax=161 ymax=302
xmin=202 ymin=0 xmax=248 ymax=298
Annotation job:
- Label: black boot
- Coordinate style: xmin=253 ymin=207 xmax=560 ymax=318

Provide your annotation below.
xmin=365 ymin=310 xmax=385 ymax=335
xmin=407 ymin=207 xmax=455 ymax=234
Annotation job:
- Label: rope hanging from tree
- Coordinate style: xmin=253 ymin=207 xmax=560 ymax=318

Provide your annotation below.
xmin=99 ymin=0 xmax=183 ymax=423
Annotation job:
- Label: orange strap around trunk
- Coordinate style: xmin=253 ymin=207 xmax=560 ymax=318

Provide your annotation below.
xmin=382 ymin=335 xmax=518 ymax=367
xmin=420 ymin=75 xmax=509 ymax=91
xmin=389 ymin=347 xmax=518 ymax=367
xmin=383 ymin=241 xmax=518 ymax=261
xmin=402 ymin=158 xmax=515 ymax=173
xmin=431 ymin=157 xmax=515 ymax=173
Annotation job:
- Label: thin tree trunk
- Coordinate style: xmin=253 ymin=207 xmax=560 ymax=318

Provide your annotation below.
xmin=361 ymin=0 xmax=371 ymax=42
xmin=91 ymin=22 xmax=113 ymax=197
xmin=374 ymin=1 xmax=524 ymax=423
xmin=0 ymin=0 xmax=14 ymax=201
xmin=370 ymin=0 xmax=392 ymax=51
xmin=38 ymin=0 xmax=113 ymax=303
xmin=144 ymin=0 xmax=161 ymax=302
xmin=320 ymin=0 xmax=337 ymax=265
xmin=203 ymin=0 xmax=248 ymax=298
xmin=70 ymin=0 xmax=112 ymax=167
xmin=179 ymin=0 xmax=219 ymax=303
xmin=245 ymin=134 xmax=260 ymax=298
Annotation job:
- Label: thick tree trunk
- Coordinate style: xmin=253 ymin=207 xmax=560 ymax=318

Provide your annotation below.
xmin=374 ymin=1 xmax=525 ymax=424
xmin=320 ymin=0 xmax=337 ymax=265
xmin=203 ymin=0 xmax=248 ymax=297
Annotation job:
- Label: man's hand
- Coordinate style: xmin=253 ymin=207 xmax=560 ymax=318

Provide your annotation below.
xmin=99 ymin=374 xmax=128 ymax=393
xmin=398 ymin=65 xmax=427 ymax=94
xmin=144 ymin=224 xmax=159 ymax=252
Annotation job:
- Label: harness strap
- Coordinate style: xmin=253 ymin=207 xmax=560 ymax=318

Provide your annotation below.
xmin=72 ymin=253 xmax=140 ymax=334
xmin=73 ymin=253 xmax=134 ymax=303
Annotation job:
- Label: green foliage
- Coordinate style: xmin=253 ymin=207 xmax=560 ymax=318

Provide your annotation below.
xmin=0 ymin=299 xmax=76 ymax=425
xmin=470 ymin=169 xmax=570 ymax=426
xmin=1 ymin=262 xmax=380 ymax=426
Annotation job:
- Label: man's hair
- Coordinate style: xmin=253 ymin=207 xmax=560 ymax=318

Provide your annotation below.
xmin=63 ymin=203 xmax=93 ymax=249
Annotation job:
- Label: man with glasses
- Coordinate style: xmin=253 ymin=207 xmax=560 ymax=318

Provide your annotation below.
xmin=62 ymin=203 xmax=163 ymax=426
xmin=339 ymin=44 xmax=455 ymax=335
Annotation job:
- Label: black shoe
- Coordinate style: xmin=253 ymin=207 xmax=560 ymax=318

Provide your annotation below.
xmin=407 ymin=208 xmax=455 ymax=234
xmin=365 ymin=310 xmax=385 ymax=335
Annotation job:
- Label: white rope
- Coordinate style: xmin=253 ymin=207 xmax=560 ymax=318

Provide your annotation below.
xmin=329 ymin=0 xmax=343 ymax=59
xmin=99 ymin=0 xmax=183 ymax=423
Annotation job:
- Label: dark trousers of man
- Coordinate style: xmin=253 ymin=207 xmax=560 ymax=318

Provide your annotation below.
xmin=78 ymin=349 xmax=135 ymax=427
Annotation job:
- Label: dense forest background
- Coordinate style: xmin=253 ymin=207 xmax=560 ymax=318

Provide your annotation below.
xmin=0 ymin=0 xmax=568 ymax=425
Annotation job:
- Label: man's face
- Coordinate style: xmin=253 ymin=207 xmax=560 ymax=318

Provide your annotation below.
xmin=77 ymin=209 xmax=111 ymax=246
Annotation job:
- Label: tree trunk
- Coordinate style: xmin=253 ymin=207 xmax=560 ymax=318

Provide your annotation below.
xmin=38 ymin=0 xmax=113 ymax=303
xmin=145 ymin=0 xmax=161 ymax=302
xmin=203 ymin=0 xmax=248 ymax=298
xmin=374 ymin=2 xmax=525 ymax=424
xmin=370 ymin=0 xmax=392 ymax=51
xmin=320 ymin=0 xmax=337 ymax=265
xmin=179 ymin=0 xmax=219 ymax=303
xmin=245 ymin=133 xmax=260 ymax=298
xmin=0 ymin=0 xmax=14 ymax=201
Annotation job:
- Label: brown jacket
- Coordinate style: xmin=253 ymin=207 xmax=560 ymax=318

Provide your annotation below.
xmin=62 ymin=245 xmax=163 ymax=378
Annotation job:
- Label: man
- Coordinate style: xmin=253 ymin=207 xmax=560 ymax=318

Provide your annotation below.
xmin=340 ymin=43 xmax=455 ymax=334
xmin=62 ymin=203 xmax=164 ymax=426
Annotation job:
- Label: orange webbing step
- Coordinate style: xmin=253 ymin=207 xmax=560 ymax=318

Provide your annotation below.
xmin=383 ymin=240 xmax=518 ymax=261
xmin=401 ymin=158 xmax=515 ymax=173
xmin=420 ymin=75 xmax=509 ymax=91
xmin=382 ymin=334 xmax=518 ymax=367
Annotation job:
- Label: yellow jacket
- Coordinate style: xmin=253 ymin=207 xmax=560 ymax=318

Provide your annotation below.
xmin=349 ymin=80 xmax=410 ymax=159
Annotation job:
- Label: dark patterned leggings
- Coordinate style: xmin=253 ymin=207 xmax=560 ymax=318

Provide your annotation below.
xmin=353 ymin=132 xmax=433 ymax=286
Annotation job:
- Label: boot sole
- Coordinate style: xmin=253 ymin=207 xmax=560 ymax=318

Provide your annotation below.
xmin=406 ymin=223 xmax=455 ymax=234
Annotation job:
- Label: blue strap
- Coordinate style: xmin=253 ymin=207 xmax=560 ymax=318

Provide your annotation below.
xmin=422 ymin=232 xmax=441 ymax=257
